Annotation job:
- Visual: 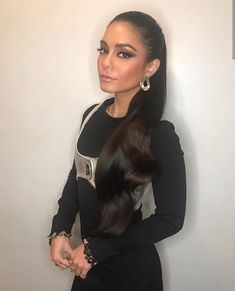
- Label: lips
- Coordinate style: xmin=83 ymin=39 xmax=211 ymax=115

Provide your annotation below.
xmin=100 ymin=74 xmax=117 ymax=82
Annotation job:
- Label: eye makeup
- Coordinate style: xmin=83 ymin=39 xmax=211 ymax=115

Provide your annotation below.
xmin=117 ymin=51 xmax=134 ymax=58
xmin=97 ymin=40 xmax=136 ymax=59
xmin=97 ymin=47 xmax=106 ymax=54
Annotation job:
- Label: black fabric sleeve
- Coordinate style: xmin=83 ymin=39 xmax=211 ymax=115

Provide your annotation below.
xmin=49 ymin=104 xmax=99 ymax=235
xmin=49 ymin=161 xmax=79 ymax=235
xmin=88 ymin=121 xmax=186 ymax=262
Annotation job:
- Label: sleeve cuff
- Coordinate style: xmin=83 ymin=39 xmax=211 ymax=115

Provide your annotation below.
xmin=87 ymin=236 xmax=123 ymax=262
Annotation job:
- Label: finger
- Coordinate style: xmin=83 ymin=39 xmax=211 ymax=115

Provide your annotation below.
xmin=67 ymin=257 xmax=73 ymax=265
xmin=75 ymin=271 xmax=82 ymax=277
xmin=53 ymin=258 xmax=71 ymax=269
xmin=63 ymin=254 xmax=72 ymax=268
xmin=79 ymin=267 xmax=89 ymax=279
xmin=54 ymin=263 xmax=66 ymax=270
xmin=52 ymin=255 xmax=71 ymax=268
xmin=80 ymin=272 xmax=87 ymax=279
xmin=65 ymin=244 xmax=73 ymax=254
xmin=61 ymin=257 xmax=71 ymax=268
xmin=70 ymin=266 xmax=82 ymax=276
xmin=70 ymin=264 xmax=77 ymax=272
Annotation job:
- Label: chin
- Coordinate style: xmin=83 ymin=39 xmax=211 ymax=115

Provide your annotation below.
xmin=99 ymin=84 xmax=116 ymax=94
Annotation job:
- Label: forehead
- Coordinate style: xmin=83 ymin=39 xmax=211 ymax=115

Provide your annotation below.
xmin=102 ymin=21 xmax=144 ymax=49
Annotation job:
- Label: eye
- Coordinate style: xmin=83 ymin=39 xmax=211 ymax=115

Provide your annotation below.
xmin=118 ymin=51 xmax=133 ymax=59
xmin=97 ymin=47 xmax=107 ymax=54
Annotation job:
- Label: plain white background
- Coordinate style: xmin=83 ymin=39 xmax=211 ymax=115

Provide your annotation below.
xmin=0 ymin=1 xmax=234 ymax=290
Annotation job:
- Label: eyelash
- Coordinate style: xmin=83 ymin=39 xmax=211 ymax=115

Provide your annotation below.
xmin=97 ymin=47 xmax=133 ymax=59
xmin=118 ymin=51 xmax=133 ymax=59
xmin=97 ymin=47 xmax=106 ymax=54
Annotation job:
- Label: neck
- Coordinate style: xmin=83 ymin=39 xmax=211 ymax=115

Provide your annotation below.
xmin=111 ymin=97 xmax=129 ymax=117
xmin=112 ymin=89 xmax=140 ymax=116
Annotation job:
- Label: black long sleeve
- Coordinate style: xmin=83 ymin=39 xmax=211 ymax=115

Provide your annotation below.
xmin=50 ymin=161 xmax=79 ymax=235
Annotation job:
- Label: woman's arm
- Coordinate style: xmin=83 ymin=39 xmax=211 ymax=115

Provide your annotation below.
xmin=49 ymin=105 xmax=99 ymax=271
xmin=49 ymin=104 xmax=99 ymax=236
xmin=87 ymin=121 xmax=186 ymax=262
xmin=49 ymin=161 xmax=79 ymax=236
xmin=48 ymin=161 xmax=79 ymax=270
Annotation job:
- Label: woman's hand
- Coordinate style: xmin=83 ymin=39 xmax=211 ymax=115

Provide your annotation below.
xmin=69 ymin=243 xmax=92 ymax=279
xmin=50 ymin=236 xmax=73 ymax=270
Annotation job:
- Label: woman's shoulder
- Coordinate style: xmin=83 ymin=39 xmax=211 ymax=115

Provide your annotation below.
xmin=81 ymin=98 xmax=113 ymax=122
xmin=154 ymin=120 xmax=176 ymax=137
xmin=82 ymin=103 xmax=100 ymax=122
xmin=150 ymin=119 xmax=183 ymax=154
xmin=82 ymin=97 xmax=113 ymax=122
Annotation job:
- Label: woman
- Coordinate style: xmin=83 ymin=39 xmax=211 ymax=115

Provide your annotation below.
xmin=48 ymin=11 xmax=186 ymax=291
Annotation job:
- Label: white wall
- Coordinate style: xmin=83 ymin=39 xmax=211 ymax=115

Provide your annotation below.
xmin=0 ymin=1 xmax=234 ymax=290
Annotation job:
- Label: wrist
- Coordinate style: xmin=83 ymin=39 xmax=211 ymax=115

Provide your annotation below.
xmin=48 ymin=231 xmax=71 ymax=246
xmin=83 ymin=238 xmax=98 ymax=267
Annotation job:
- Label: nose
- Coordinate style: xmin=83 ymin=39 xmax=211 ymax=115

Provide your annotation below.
xmin=102 ymin=52 xmax=114 ymax=71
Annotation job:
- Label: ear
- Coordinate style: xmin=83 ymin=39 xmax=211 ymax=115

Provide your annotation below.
xmin=145 ymin=58 xmax=160 ymax=77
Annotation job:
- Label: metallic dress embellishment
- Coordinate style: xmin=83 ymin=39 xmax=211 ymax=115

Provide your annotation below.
xmin=86 ymin=162 xmax=90 ymax=176
xmin=74 ymin=150 xmax=98 ymax=189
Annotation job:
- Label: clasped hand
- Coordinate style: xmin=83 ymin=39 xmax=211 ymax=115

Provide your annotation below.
xmin=50 ymin=236 xmax=91 ymax=279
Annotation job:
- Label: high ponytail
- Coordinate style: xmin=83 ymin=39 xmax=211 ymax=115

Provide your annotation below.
xmin=95 ymin=11 xmax=167 ymax=236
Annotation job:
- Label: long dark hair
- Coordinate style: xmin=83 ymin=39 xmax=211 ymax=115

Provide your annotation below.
xmin=95 ymin=11 xmax=167 ymax=236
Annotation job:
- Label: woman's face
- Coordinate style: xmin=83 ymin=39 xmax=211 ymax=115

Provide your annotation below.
xmin=97 ymin=21 xmax=150 ymax=99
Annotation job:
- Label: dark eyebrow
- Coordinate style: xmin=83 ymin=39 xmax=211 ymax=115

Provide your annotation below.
xmin=100 ymin=40 xmax=137 ymax=52
xmin=116 ymin=43 xmax=137 ymax=52
xmin=100 ymin=40 xmax=108 ymax=46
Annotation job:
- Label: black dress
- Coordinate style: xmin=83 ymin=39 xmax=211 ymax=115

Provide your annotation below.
xmin=50 ymin=98 xmax=186 ymax=291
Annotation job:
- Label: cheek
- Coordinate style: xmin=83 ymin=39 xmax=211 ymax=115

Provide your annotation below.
xmin=118 ymin=61 xmax=145 ymax=81
xmin=97 ymin=57 xmax=101 ymax=72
